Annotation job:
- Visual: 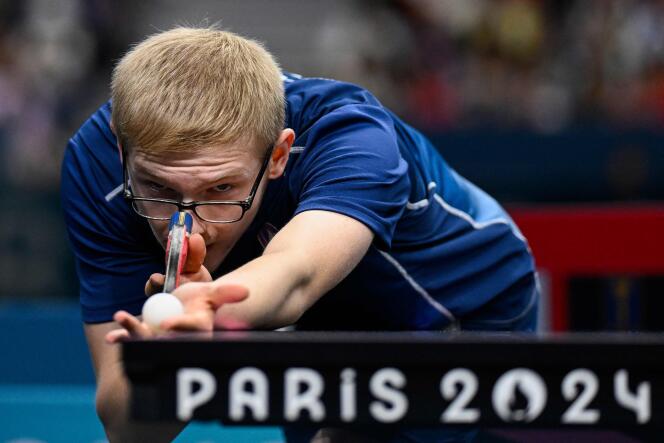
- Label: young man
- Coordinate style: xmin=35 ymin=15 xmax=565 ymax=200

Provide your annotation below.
xmin=62 ymin=27 xmax=538 ymax=442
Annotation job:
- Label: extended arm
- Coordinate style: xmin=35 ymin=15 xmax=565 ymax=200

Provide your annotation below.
xmin=213 ymin=209 xmax=373 ymax=328
xmin=96 ymin=209 xmax=372 ymax=439
xmin=162 ymin=209 xmax=374 ymax=330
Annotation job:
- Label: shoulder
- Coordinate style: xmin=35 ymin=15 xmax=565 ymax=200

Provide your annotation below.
xmin=62 ymin=101 xmax=121 ymax=213
xmin=62 ymin=100 xmax=162 ymax=323
xmin=70 ymin=101 xmax=115 ymax=149
xmin=64 ymin=100 xmax=118 ymax=191
xmin=283 ymin=72 xmax=390 ymax=133
xmin=283 ymin=72 xmax=380 ymax=105
xmin=61 ymin=100 xmax=133 ymax=245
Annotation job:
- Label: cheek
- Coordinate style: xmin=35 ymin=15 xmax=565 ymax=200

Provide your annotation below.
xmin=207 ymin=222 xmax=247 ymax=247
xmin=202 ymin=224 xmax=247 ymax=269
xmin=205 ymin=220 xmax=254 ymax=256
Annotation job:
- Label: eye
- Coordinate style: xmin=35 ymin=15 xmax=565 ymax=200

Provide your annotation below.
xmin=213 ymin=184 xmax=232 ymax=192
xmin=148 ymin=181 xmax=166 ymax=192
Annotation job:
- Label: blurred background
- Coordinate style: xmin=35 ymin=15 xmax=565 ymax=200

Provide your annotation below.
xmin=1 ymin=0 xmax=663 ymax=441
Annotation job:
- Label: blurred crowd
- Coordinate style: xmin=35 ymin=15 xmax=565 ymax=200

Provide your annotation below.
xmin=0 ymin=0 xmax=125 ymax=297
xmin=1 ymin=0 xmax=664 ymax=190
xmin=0 ymin=0 xmax=124 ymax=190
xmin=318 ymin=0 xmax=664 ymax=133
xmin=1 ymin=0 xmax=663 ymax=298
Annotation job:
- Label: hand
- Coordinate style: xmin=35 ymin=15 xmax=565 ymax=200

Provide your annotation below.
xmin=105 ymin=283 xmax=249 ymax=343
xmin=105 ymin=310 xmax=153 ymax=343
xmin=162 ymin=282 xmax=250 ymax=331
xmin=105 ymin=232 xmax=250 ymax=344
xmin=144 ymin=233 xmax=212 ymax=296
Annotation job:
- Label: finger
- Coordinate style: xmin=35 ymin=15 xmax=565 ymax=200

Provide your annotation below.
xmin=161 ymin=312 xmax=212 ymax=332
xmin=145 ymin=273 xmax=165 ymax=296
xmin=113 ymin=310 xmax=150 ymax=337
xmin=183 ymin=233 xmax=206 ymax=273
xmin=208 ymin=284 xmax=249 ymax=309
xmin=105 ymin=328 xmax=130 ymax=344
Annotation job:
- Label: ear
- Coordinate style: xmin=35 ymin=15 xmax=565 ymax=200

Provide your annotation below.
xmin=268 ymin=128 xmax=295 ymax=179
xmin=117 ymin=141 xmax=124 ymax=164
xmin=110 ymin=120 xmax=124 ymax=163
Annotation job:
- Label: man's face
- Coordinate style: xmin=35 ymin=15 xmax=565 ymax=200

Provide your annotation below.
xmin=126 ymin=137 xmax=287 ymax=272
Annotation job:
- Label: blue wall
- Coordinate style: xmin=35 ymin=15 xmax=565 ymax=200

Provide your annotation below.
xmin=0 ymin=300 xmax=94 ymax=384
xmin=430 ymin=128 xmax=664 ymax=202
xmin=0 ymin=300 xmax=283 ymax=442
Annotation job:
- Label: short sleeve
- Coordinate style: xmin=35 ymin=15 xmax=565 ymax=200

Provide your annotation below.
xmin=61 ymin=103 xmax=163 ymax=323
xmin=288 ymin=103 xmax=410 ymax=249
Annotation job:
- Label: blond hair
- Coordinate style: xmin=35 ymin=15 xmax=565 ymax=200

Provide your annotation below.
xmin=111 ymin=26 xmax=284 ymax=154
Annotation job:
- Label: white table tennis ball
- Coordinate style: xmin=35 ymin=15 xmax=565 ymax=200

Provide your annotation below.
xmin=142 ymin=292 xmax=184 ymax=331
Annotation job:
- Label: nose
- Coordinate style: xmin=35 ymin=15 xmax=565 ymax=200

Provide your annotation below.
xmin=186 ymin=210 xmax=206 ymax=236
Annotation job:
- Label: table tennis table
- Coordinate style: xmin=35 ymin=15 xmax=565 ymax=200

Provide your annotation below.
xmin=124 ymin=331 xmax=663 ymax=431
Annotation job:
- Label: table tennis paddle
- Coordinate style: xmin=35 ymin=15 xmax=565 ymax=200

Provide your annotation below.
xmin=163 ymin=211 xmax=193 ymax=294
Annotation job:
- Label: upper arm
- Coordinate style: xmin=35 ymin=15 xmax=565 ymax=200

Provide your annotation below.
xmin=259 ymin=98 xmax=409 ymax=309
xmin=289 ymin=102 xmax=410 ymax=250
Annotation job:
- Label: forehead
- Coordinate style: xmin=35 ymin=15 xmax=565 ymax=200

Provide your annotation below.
xmin=128 ymin=141 xmax=262 ymax=169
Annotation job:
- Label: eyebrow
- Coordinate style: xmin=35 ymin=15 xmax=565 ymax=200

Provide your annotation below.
xmin=211 ymin=169 xmax=252 ymax=183
xmin=131 ymin=166 xmax=250 ymax=185
xmin=130 ymin=168 xmax=171 ymax=185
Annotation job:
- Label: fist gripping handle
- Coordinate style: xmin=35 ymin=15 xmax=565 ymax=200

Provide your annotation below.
xmin=163 ymin=211 xmax=193 ymax=294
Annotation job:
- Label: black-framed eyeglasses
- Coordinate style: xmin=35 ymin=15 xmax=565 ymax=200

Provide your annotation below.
xmin=122 ymin=144 xmax=274 ymax=223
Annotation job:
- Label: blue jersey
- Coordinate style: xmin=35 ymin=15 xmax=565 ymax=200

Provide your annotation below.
xmin=62 ymin=73 xmax=537 ymax=330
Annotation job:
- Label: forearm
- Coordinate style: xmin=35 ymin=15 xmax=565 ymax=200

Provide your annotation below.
xmin=96 ymin=361 xmax=185 ymax=442
xmin=213 ymin=249 xmax=315 ymax=329
xmin=212 ymin=211 xmax=374 ymax=330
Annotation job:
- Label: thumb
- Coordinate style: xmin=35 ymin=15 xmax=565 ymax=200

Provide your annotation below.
xmin=145 ymin=273 xmax=165 ymax=296
xmin=208 ymin=283 xmax=249 ymax=309
xmin=183 ymin=233 xmax=206 ymax=273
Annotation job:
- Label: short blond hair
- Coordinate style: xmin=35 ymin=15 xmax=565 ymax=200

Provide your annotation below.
xmin=111 ymin=26 xmax=284 ymax=154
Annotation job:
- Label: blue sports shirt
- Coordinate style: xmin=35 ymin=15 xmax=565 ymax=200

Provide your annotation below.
xmin=62 ymin=73 xmax=537 ymax=330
